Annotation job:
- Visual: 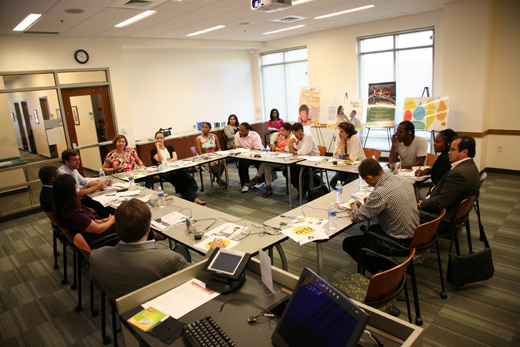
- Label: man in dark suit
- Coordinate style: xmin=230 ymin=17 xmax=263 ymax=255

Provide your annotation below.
xmin=39 ymin=166 xmax=59 ymax=213
xmin=419 ymin=136 xmax=480 ymax=221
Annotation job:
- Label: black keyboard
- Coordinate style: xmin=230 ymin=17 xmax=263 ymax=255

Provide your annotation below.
xmin=183 ymin=315 xmax=237 ymax=347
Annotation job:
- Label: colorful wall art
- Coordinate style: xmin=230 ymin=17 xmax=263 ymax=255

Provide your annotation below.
xmin=403 ymin=97 xmax=449 ymax=131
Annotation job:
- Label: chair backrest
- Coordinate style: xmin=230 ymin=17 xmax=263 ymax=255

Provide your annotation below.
xmin=426 ymin=153 xmax=438 ymax=167
xmin=364 ymin=249 xmax=415 ymax=305
xmin=363 ymin=148 xmax=381 ymax=160
xmin=44 ymin=211 xmax=58 ymax=227
xmin=410 ymin=209 xmax=446 ymax=253
xmin=455 ymin=197 xmax=474 ymax=222
xmin=190 ymin=146 xmax=197 ymax=156
xmin=73 ymin=233 xmax=92 ymax=261
xmin=317 ymin=145 xmax=326 ymax=156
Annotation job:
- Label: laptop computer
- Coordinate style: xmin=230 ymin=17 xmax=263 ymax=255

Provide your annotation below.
xmin=272 ymin=267 xmax=370 ymax=347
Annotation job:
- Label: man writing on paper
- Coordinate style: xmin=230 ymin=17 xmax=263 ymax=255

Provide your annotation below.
xmin=234 ymin=122 xmax=264 ymax=193
xmin=343 ymin=158 xmax=419 ymax=274
xmin=419 ymin=136 xmax=480 ymax=221
xmin=90 ymin=199 xmax=226 ymax=295
xmin=389 ymin=121 xmax=427 ymax=169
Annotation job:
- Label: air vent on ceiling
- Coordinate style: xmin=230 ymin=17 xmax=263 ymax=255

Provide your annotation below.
xmin=270 ymin=16 xmax=306 ymax=24
xmin=23 ymin=31 xmax=60 ymax=35
xmin=125 ymin=0 xmax=153 ymax=6
xmin=110 ymin=0 xmax=166 ymax=10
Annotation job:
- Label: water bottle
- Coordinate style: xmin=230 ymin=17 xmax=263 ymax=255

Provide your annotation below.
xmin=396 ymin=160 xmax=401 ymax=174
xmin=128 ymin=175 xmax=134 ymax=187
xmin=284 ymin=146 xmax=290 ymax=161
xmin=328 ymin=202 xmax=337 ymax=232
xmin=99 ymin=168 xmax=105 ymax=181
xmin=157 ymin=187 xmax=166 ymax=208
xmin=337 ymin=148 xmax=344 ymax=160
xmin=335 ymin=182 xmax=343 ymax=203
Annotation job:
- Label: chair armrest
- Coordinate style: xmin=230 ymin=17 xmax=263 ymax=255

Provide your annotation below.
xmin=364 ymin=231 xmax=410 ymax=254
xmin=358 ymin=247 xmax=399 ymax=276
xmin=89 ymin=234 xmax=120 ymax=249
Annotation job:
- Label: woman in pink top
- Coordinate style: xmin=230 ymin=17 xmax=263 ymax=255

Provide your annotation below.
xmin=267 ymin=108 xmax=284 ymax=131
xmin=245 ymin=123 xmax=292 ymax=198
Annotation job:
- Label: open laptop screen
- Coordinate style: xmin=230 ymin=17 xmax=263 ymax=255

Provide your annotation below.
xmin=272 ymin=267 xmax=369 ymax=347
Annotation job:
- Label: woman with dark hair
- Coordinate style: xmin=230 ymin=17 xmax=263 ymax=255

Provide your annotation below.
xmin=102 ymin=134 xmax=144 ymax=173
xmin=330 ymin=121 xmax=366 ymax=188
xmin=416 ymin=129 xmax=458 ymax=199
xmin=224 ymin=114 xmax=239 ymax=149
xmin=53 ymin=174 xmax=117 ymax=245
xmin=151 ymin=131 xmax=206 ymax=205
xmin=195 ymin=122 xmax=227 ymax=187
xmin=245 ymin=122 xmax=293 ymax=198
xmin=268 ymin=108 xmax=284 ymax=131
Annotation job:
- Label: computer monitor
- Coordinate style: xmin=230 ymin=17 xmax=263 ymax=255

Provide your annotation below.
xmin=271 ymin=267 xmax=370 ymax=347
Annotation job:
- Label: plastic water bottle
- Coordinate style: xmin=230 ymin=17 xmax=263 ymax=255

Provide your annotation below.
xmin=335 ymin=182 xmax=343 ymax=203
xmin=396 ymin=160 xmax=401 ymax=174
xmin=328 ymin=202 xmax=337 ymax=232
xmin=128 ymin=175 xmax=134 ymax=187
xmin=157 ymin=187 xmax=166 ymax=208
xmin=285 ymin=146 xmax=290 ymax=161
xmin=99 ymin=168 xmax=105 ymax=180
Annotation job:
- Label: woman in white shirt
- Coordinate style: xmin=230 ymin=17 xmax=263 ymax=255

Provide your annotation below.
xmin=331 ymin=122 xmax=366 ymax=188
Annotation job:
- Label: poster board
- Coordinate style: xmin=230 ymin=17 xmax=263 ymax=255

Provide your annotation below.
xmin=326 ymin=99 xmax=364 ymax=129
xmin=403 ymin=97 xmax=449 ymax=131
xmin=298 ymin=87 xmax=320 ymax=125
xmin=366 ymin=82 xmax=396 ymax=128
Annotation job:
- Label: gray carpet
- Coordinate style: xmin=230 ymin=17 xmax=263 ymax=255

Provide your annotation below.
xmin=0 ymin=167 xmax=519 ymax=346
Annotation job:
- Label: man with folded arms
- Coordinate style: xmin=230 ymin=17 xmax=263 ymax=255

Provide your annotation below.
xmin=234 ymin=122 xmax=264 ymax=192
xmin=90 ymin=199 xmax=225 ymax=295
xmin=419 ymin=136 xmax=480 ymax=221
xmin=389 ymin=121 xmax=427 ymax=169
xmin=343 ymin=158 xmax=419 ymax=274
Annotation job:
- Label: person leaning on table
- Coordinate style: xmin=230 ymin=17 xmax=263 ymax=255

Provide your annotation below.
xmin=90 ymin=198 xmax=225 ymax=296
xmin=343 ymin=158 xmax=419 ymax=275
xmin=389 ymin=120 xmax=427 ymax=169
xmin=330 ymin=121 xmax=366 ymax=189
xmin=151 ymin=130 xmax=206 ymax=206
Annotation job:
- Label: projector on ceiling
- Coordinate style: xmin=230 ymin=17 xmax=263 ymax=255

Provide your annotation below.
xmin=251 ymin=0 xmax=292 ymax=12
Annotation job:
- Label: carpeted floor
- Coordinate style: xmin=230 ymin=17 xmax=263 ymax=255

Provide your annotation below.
xmin=0 ymin=167 xmax=519 ymax=346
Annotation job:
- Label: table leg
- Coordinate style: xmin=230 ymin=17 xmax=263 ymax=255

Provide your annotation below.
xmin=276 ymin=244 xmax=288 ymax=271
xmin=224 ymin=159 xmax=230 ymax=197
xmin=316 ymin=243 xmax=323 ymax=276
xmin=299 ymin=167 xmax=304 ymax=206
xmin=287 ymin=165 xmax=292 ymax=207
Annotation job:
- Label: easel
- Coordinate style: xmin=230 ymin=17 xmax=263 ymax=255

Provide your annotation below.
xmin=363 ymin=127 xmax=393 ymax=150
xmin=422 ymin=87 xmax=436 ymax=153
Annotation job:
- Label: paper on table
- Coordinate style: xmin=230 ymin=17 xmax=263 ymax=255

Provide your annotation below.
xmin=117 ymin=190 xmax=141 ymax=197
xmin=288 ymin=216 xmax=328 ymax=229
xmin=138 ymin=194 xmax=152 ymax=203
xmin=194 ymin=236 xmax=239 ymax=251
xmin=280 ymin=225 xmax=329 ymax=245
xmin=92 ymin=194 xmax=119 ymax=207
xmin=233 ymin=148 xmax=250 ymax=153
xmin=112 ymin=182 xmax=130 ymax=189
xmin=205 ymin=222 xmax=247 ymax=239
xmin=259 ymin=249 xmax=274 ymax=293
xmin=151 ymin=211 xmax=187 ymax=230
xmin=215 ymin=150 xmax=231 ymax=155
xmin=305 ymin=156 xmax=326 ymax=162
xmin=142 ymin=278 xmax=220 ymax=319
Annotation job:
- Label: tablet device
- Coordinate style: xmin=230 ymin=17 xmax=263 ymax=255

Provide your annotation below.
xmin=272 ymin=267 xmax=369 ymax=347
xmin=202 ymin=248 xmax=250 ymax=280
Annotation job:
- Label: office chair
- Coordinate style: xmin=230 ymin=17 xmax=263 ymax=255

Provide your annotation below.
xmin=425 ymin=153 xmax=438 ymax=167
xmin=334 ymin=249 xmax=415 ymax=324
xmin=363 ymin=209 xmax=447 ymax=325
xmin=362 ymin=148 xmax=382 ymax=160
xmin=44 ymin=212 xmax=69 ymax=285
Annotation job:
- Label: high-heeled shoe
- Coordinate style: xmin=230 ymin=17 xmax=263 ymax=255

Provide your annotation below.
xmin=263 ymin=186 xmax=273 ymax=198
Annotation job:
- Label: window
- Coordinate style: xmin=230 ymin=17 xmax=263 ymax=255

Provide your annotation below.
xmin=358 ymin=29 xmax=434 ymax=125
xmin=260 ymin=47 xmax=308 ymax=121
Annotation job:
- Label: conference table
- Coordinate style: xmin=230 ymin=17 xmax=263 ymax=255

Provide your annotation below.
xmin=227 ymin=149 xmax=306 ymax=206
xmin=264 ymin=179 xmax=362 ymax=276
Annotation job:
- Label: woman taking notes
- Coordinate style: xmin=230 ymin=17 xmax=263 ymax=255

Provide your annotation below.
xmin=330 ymin=122 xmax=366 ymax=188
xmin=244 ymin=122 xmax=292 ymax=198
xmin=103 ymin=134 xmax=144 ymax=174
xmin=151 ymin=130 xmax=206 ymax=205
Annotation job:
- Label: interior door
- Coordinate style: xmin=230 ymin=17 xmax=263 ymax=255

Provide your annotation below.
xmin=13 ymin=102 xmax=28 ymax=151
xmin=20 ymin=100 xmax=37 ymax=153
xmin=61 ymin=86 xmax=116 ymax=175
xmin=39 ymin=97 xmax=58 ymax=158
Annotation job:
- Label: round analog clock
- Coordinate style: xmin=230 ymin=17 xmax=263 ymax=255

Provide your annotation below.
xmin=74 ymin=49 xmax=89 ymax=64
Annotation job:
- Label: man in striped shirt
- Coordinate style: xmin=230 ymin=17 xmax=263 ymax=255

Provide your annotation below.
xmin=343 ymin=158 xmax=419 ymax=274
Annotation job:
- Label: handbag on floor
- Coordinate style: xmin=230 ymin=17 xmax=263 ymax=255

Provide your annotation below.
xmin=446 ymin=222 xmax=494 ymax=287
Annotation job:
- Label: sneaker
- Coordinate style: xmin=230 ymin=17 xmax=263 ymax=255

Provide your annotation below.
xmin=241 ymin=186 xmax=249 ymax=193
xmin=254 ymin=182 xmax=265 ymax=189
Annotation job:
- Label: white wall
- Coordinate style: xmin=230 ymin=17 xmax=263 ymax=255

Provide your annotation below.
xmin=122 ymin=48 xmax=257 ymax=140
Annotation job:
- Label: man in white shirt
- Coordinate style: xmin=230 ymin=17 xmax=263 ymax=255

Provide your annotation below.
xmin=389 ymin=121 xmax=427 ymax=169
xmin=285 ymin=123 xmax=321 ymax=199
xmin=234 ymin=122 xmax=264 ymax=192
xmin=58 ymin=149 xmax=109 ymax=198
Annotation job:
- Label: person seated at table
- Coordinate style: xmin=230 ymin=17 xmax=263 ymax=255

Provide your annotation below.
xmin=53 ymin=174 xmax=117 ymax=246
xmin=268 ymin=108 xmax=284 ymax=131
xmin=418 ymin=136 xmax=480 ymax=222
xmin=343 ymin=158 xmax=419 ymax=274
xmin=283 ymin=122 xmax=320 ymax=198
xmin=39 ymin=165 xmax=59 ymax=213
xmin=102 ymin=135 xmax=145 ymax=174
xmin=195 ymin=121 xmax=228 ymax=187
xmin=224 ymin=114 xmax=240 ymax=149
xmin=234 ymin=122 xmax=264 ymax=192
xmin=151 ymin=130 xmax=206 ymax=205
xmin=89 ymin=199 xmax=198 ymax=295
xmin=389 ymin=121 xmax=427 ymax=169
xmin=245 ymin=122 xmax=292 ymax=198
xmin=330 ymin=122 xmax=366 ymax=189
xmin=415 ymin=129 xmax=458 ymax=199
xmin=59 ymin=149 xmax=109 ymax=198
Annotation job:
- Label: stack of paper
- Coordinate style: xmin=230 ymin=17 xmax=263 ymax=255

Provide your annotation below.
xmin=352 ymin=190 xmax=371 ymax=200
xmin=280 ymin=216 xmax=330 ymax=245
xmin=151 ymin=211 xmax=187 ymax=230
